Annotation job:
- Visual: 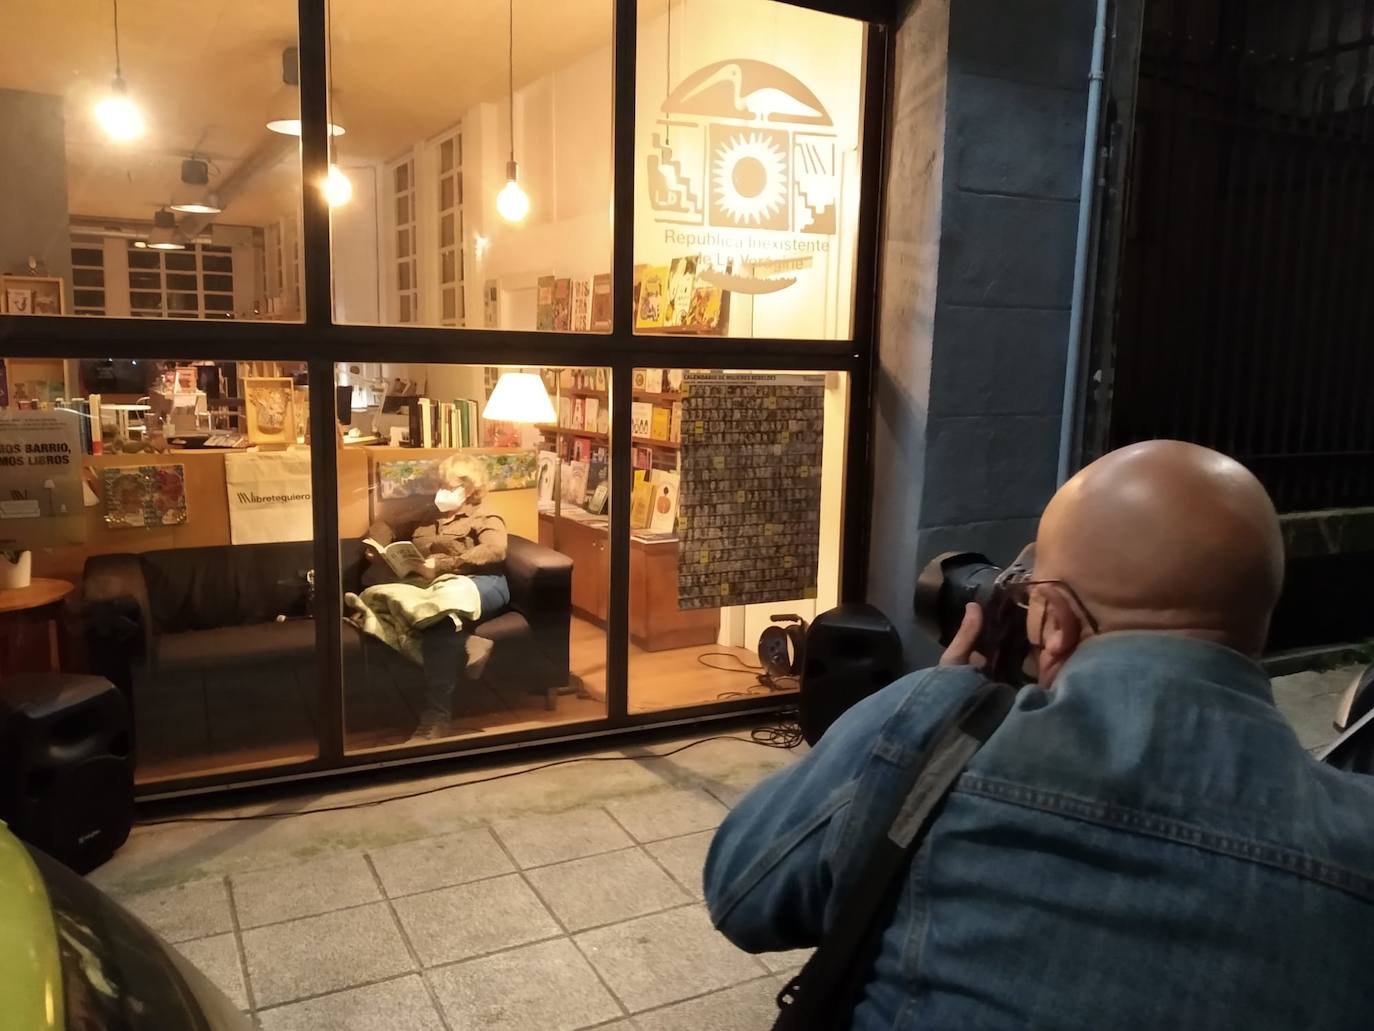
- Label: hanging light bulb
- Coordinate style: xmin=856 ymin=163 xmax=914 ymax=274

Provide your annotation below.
xmin=497 ymin=161 xmax=529 ymax=223
xmin=95 ymin=1 xmax=143 ymax=142
xmin=323 ymin=164 xmax=353 ymax=207
xmin=496 ymin=0 xmax=531 ymax=224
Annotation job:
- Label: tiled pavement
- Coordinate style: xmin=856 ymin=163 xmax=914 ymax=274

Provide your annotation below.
xmin=96 ymin=666 xmax=1355 ymax=1030
xmin=100 ymin=734 xmax=808 ymax=1030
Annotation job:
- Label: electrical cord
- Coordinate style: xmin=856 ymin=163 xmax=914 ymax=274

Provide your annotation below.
xmin=136 ymin=730 xmax=801 ymax=828
xmin=697 ymin=652 xmax=765 ymax=675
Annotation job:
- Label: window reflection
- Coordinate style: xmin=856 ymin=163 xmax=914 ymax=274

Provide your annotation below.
xmin=1 ymin=3 xmax=304 ymax=321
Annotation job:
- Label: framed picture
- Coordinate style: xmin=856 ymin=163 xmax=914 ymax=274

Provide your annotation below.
xmin=243 ymin=377 xmax=296 ymax=445
xmin=4 ymin=288 xmax=33 ymax=315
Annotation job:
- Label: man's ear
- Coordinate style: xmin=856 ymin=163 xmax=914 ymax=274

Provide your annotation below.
xmin=1041 ymin=590 xmax=1084 ymax=661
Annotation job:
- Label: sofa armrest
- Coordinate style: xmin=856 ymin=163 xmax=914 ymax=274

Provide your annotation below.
xmin=81 ymin=554 xmax=154 ymax=696
xmin=503 ymin=534 xmax=572 ymax=677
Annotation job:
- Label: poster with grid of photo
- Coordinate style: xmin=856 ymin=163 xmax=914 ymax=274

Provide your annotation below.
xmin=677 ymin=373 xmax=824 ymax=609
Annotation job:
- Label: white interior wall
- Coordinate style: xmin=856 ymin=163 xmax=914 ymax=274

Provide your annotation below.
xmin=329 ymin=164 xmax=380 ymax=325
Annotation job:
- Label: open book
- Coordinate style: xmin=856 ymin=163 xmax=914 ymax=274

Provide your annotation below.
xmin=362 ymin=537 xmax=427 ymax=577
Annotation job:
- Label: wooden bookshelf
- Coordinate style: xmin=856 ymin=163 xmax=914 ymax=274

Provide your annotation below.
xmin=537 ymin=427 xmax=680 ymax=450
xmin=558 ymin=388 xmax=685 ymax=404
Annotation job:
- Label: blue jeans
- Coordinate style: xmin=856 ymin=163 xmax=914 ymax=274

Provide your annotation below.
xmin=418 ymin=574 xmax=509 ymax=716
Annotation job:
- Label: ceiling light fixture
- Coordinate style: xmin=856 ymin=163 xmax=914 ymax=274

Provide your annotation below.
xmin=265 ymin=46 xmax=345 ymax=137
xmin=323 ymin=165 xmax=353 ymax=207
xmin=169 ymin=157 xmax=223 ymax=214
xmin=496 ymin=0 xmax=530 ymax=223
xmin=147 ymin=208 xmax=186 ymax=250
xmin=94 ymin=0 xmax=144 ymax=142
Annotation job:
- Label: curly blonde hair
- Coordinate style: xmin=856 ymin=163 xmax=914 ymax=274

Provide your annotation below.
xmin=437 ymin=453 xmax=488 ymax=500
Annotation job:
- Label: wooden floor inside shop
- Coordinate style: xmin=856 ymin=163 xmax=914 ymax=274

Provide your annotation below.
xmin=131 ymin=617 xmax=792 ymax=786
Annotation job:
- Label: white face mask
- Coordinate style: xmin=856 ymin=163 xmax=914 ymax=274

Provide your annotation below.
xmin=434 ymin=486 xmax=467 ymax=513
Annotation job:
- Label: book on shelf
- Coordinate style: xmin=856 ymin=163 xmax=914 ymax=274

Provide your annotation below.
xmin=553 ymin=278 xmax=572 ymax=331
xmin=591 ymin=274 xmax=612 ymax=332
xmin=648 ymin=470 xmax=680 ymax=534
xmin=536 ymin=276 xmax=556 ymax=331
xmin=651 ymin=406 xmax=671 ymax=442
xmin=664 ymin=257 xmax=698 ymax=328
xmin=587 ymin=481 xmax=609 ymax=515
xmin=572 ymin=397 xmax=585 ymax=431
xmin=558 ymin=396 xmax=571 ymax=429
xmin=572 ymin=436 xmax=592 ymax=463
xmin=632 ymin=368 xmax=647 ymax=391
xmin=537 ymin=451 xmax=558 ymax=503
xmin=596 ymin=408 xmax=609 ymax=434
xmin=666 ymin=369 xmax=684 ymax=392
xmin=584 ymin=398 xmax=599 ymax=434
xmin=635 ymin=266 xmax=668 ymax=329
xmin=632 ymin=445 xmax=653 ymax=470
xmin=559 ymin=368 xmax=575 ymax=389
xmin=595 ymin=368 xmax=608 ymax=391
xmin=572 ymin=279 xmax=590 ymax=332
xmin=642 ymin=368 xmax=664 ymax=393
xmin=419 ymin=398 xmax=435 ymax=449
xmin=629 ymin=471 xmax=654 ymax=529
xmin=630 ymin=401 xmax=653 ymax=437
xmin=562 ymin=460 xmax=589 ymax=507
xmin=670 ymin=401 xmax=683 ymax=443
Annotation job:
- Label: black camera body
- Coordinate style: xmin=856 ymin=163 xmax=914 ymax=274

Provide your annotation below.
xmin=914 ymin=550 xmax=1035 ymax=685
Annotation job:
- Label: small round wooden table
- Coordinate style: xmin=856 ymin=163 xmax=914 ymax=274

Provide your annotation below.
xmin=0 ymin=578 xmax=75 ymax=674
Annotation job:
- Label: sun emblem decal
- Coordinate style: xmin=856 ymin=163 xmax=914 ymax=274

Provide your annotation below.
xmin=711 ymin=131 xmax=788 ymax=228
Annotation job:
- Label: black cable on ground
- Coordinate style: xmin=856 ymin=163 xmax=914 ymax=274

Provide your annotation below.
xmin=136 ymin=729 xmax=803 ymax=828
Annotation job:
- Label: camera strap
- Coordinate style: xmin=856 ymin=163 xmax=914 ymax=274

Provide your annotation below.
xmin=772 ymin=679 xmax=1018 ymax=1031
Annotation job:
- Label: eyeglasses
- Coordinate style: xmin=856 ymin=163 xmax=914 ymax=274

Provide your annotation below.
xmin=999 ymin=543 xmax=1102 ymax=635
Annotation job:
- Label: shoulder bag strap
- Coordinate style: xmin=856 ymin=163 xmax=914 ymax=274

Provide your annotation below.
xmin=772 ymin=680 xmax=1018 ymax=1031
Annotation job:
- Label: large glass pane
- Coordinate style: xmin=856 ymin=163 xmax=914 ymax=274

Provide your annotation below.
xmin=336 ymin=362 xmax=610 ymax=751
xmin=627 ymin=368 xmax=848 ymax=712
xmin=1 ymin=4 xmax=305 ymax=321
xmin=634 ymin=1 xmax=866 ymax=340
xmin=1 ymin=357 xmax=319 ymax=786
xmin=329 ymin=1 xmax=613 ymax=330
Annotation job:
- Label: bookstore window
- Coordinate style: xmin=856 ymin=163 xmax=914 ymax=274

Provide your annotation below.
xmin=633 ymin=0 xmax=865 ymax=340
xmin=329 ymin=0 xmax=614 ymax=331
xmin=625 ymin=368 xmax=848 ymax=712
xmin=335 ymin=363 xmax=610 ymax=750
xmin=1 ymin=3 xmax=304 ymax=321
xmin=0 ymin=357 xmax=320 ymax=786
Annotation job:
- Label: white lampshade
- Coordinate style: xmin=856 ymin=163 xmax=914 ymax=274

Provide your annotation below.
xmin=482 ymin=372 xmax=555 ymax=424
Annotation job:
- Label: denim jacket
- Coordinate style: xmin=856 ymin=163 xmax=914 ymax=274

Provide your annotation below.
xmin=705 ymin=634 xmax=1374 ymax=1030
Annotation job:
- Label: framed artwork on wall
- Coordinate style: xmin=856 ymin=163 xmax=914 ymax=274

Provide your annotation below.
xmin=243 ymin=377 xmax=297 ymax=446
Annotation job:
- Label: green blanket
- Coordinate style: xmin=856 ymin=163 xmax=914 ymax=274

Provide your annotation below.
xmin=343 ymin=574 xmax=482 ymax=665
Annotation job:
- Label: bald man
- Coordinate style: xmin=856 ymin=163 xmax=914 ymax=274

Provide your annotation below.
xmin=706 ymin=441 xmax=1374 ymax=1030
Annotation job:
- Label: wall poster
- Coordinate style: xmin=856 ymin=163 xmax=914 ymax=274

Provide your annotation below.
xmin=677 ymin=372 xmax=824 ymax=609
xmin=0 ymin=408 xmax=86 ymax=549
xmin=102 ymin=465 xmax=188 ymax=529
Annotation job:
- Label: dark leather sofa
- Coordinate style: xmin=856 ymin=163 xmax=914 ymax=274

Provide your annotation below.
xmin=80 ymin=536 xmax=574 ymax=732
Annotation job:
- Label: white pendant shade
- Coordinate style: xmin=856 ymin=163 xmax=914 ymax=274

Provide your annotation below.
xmin=482 ymin=372 xmax=555 ymax=424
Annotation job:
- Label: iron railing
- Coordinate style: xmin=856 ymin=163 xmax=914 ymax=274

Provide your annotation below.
xmin=1095 ymin=0 xmax=1374 ymax=512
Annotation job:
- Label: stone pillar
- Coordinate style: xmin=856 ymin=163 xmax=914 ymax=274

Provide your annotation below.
xmin=867 ymin=0 xmax=1096 ymax=663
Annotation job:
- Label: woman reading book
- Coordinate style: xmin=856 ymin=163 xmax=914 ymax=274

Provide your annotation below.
xmin=358 ymin=454 xmax=509 ymax=742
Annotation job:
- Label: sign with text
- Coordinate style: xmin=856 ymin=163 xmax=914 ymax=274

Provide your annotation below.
xmin=0 ymin=409 xmax=86 ymax=548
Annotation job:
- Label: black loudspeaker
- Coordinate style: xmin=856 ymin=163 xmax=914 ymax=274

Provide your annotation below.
xmin=799 ymin=604 xmax=906 ymax=746
xmin=0 ymin=674 xmax=133 ymax=873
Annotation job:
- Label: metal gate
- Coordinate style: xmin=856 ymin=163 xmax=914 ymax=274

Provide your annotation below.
xmin=1087 ymin=0 xmax=1374 ymax=513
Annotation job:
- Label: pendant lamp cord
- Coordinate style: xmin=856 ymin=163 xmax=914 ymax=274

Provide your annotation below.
xmin=112 ymin=0 xmax=123 ymax=78
xmin=666 ymin=0 xmax=672 ymax=145
xmin=508 ymin=0 xmax=515 ymax=164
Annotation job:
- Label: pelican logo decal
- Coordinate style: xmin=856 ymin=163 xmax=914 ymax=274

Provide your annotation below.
xmin=647 ymin=59 xmax=839 ymax=245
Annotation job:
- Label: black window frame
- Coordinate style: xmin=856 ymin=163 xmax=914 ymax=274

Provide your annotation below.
xmin=0 ymin=0 xmax=891 ymax=795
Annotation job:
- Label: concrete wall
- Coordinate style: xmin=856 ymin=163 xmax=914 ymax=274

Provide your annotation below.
xmin=0 ymin=89 xmax=72 ymax=294
xmin=868 ymin=0 xmax=1095 ymax=663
